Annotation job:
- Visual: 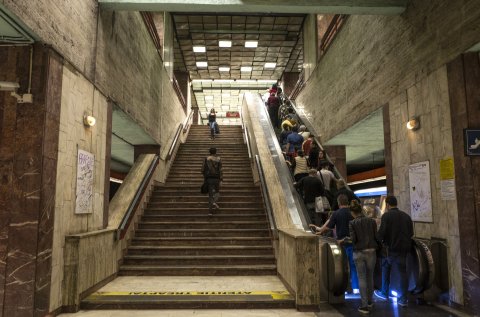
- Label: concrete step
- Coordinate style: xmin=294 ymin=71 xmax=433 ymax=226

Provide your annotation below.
xmin=122 ymin=255 xmax=276 ymax=266
xmin=134 ymin=228 xmax=270 ymax=238
xmin=141 ymin=214 xmax=266 ymax=222
xmin=130 ymin=237 xmax=272 ymax=247
xmin=127 ymin=244 xmax=273 ymax=254
xmin=117 ymin=264 xmax=278 ymax=276
xmin=138 ymin=221 xmax=269 ymax=230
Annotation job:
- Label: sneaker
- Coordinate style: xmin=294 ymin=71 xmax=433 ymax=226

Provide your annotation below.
xmin=397 ymin=299 xmax=408 ymax=307
xmin=374 ymin=290 xmax=388 ymax=301
xmin=367 ymin=301 xmax=373 ymax=308
xmin=358 ymin=307 xmax=370 ymax=315
xmin=213 ymin=203 xmax=220 ymax=209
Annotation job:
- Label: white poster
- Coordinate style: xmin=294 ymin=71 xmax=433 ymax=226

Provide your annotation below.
xmin=75 ymin=149 xmax=95 ymax=214
xmin=408 ymin=161 xmax=433 ymax=222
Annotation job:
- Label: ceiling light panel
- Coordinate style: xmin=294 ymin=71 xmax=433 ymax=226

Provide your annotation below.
xmin=196 ymin=61 xmax=208 ymax=67
xmin=241 ymin=66 xmax=252 ymax=72
xmin=193 ymin=46 xmax=206 ymax=53
xmin=219 ymin=40 xmax=232 ymax=48
xmin=245 ymin=41 xmax=258 ymax=48
xmin=219 ymin=67 xmax=230 ymax=72
xmin=264 ymin=62 xmax=277 ymax=68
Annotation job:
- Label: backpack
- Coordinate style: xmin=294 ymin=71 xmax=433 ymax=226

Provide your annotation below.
xmin=204 ymin=158 xmax=221 ymax=178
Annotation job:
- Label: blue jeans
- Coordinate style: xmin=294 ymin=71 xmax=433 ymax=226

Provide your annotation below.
xmin=381 ymin=253 xmax=408 ymax=303
xmin=344 ymin=245 xmax=359 ymax=290
xmin=353 ymin=249 xmax=376 ymax=307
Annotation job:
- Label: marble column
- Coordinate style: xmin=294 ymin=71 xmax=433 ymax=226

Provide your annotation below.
xmin=0 ymin=45 xmax=63 ymax=317
xmin=447 ymin=53 xmax=480 ymax=315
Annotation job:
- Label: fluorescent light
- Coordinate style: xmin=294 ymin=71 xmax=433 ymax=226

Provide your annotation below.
xmin=353 ymin=186 xmax=387 ymax=198
xmin=110 ymin=177 xmax=123 ymax=184
xmin=264 ymin=62 xmax=276 ymax=68
xmin=219 ymin=66 xmax=230 ymax=72
xmin=257 ymin=79 xmax=277 ymax=83
xmin=241 ymin=66 xmax=252 ymax=72
xmin=205 ymin=96 xmax=214 ymax=100
xmin=205 ymin=103 xmax=213 ymax=107
xmin=236 ymin=80 xmax=256 ymax=83
xmin=245 ymin=41 xmax=258 ymax=48
xmin=214 ymin=79 xmax=233 ymax=83
xmin=196 ymin=61 xmax=208 ymax=67
xmin=222 ymin=93 xmax=231 ymax=97
xmin=219 ymin=40 xmax=232 ymax=47
xmin=193 ymin=46 xmax=206 ymax=53
xmin=347 ymin=176 xmax=387 ymax=186
xmin=191 ymin=79 xmax=212 ymax=83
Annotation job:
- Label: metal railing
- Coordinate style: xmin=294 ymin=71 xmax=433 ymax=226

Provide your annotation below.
xmin=166 ymin=123 xmax=183 ymax=161
xmin=116 ymin=155 xmax=159 ymax=240
xmin=182 ymin=110 xmax=194 ymax=134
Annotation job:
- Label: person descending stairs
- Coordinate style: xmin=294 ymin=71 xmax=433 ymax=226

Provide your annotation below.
xmin=81 ymin=125 xmax=295 ymax=310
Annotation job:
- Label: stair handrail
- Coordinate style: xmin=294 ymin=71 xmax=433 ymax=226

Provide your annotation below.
xmin=116 ymin=154 xmax=160 ymax=240
xmin=255 ymin=155 xmax=278 ymax=238
xmin=166 ymin=123 xmax=183 ymax=161
xmin=183 ymin=110 xmax=194 ymax=134
xmin=284 ymin=97 xmax=350 ymax=189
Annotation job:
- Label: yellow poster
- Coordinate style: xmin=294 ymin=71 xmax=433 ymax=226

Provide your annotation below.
xmin=440 ymin=158 xmax=454 ymax=180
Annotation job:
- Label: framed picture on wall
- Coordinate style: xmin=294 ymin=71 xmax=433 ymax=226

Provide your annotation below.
xmin=465 ymin=129 xmax=480 ymax=156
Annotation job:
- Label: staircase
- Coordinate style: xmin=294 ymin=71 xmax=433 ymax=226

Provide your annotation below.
xmin=119 ymin=125 xmax=277 ymax=276
xmin=81 ymin=125 xmax=296 ymax=310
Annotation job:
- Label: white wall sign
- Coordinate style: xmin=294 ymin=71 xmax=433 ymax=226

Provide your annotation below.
xmin=75 ymin=149 xmax=95 ymax=214
xmin=408 ymin=161 xmax=433 ymax=222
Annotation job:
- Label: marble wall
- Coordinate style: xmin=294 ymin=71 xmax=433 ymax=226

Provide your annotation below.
xmin=388 ymin=66 xmax=463 ymax=305
xmin=302 ymin=14 xmax=317 ymax=82
xmin=0 ymin=45 xmax=63 ymax=317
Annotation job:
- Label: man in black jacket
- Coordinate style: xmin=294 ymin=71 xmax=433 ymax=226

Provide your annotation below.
xmin=375 ymin=195 xmax=413 ymax=307
xmin=294 ymin=169 xmax=325 ymax=225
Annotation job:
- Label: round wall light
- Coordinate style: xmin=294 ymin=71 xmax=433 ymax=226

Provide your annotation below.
xmin=83 ymin=115 xmax=96 ymax=127
xmin=406 ymin=117 xmax=420 ymax=131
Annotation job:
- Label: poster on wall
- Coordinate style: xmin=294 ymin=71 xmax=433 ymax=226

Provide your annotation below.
xmin=440 ymin=157 xmax=456 ymax=201
xmin=408 ymin=161 xmax=433 ymax=222
xmin=75 ymin=149 xmax=95 ymax=214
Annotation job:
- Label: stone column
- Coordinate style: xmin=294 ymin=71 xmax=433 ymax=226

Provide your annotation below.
xmin=382 ymin=103 xmax=394 ymax=194
xmin=323 ymin=145 xmax=346 ymax=180
xmin=447 ymin=53 xmax=480 ymax=315
xmin=0 ymin=44 xmax=63 ymax=317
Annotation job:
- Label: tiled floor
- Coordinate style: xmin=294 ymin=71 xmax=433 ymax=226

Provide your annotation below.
xmin=59 ymin=309 xmax=316 ymax=317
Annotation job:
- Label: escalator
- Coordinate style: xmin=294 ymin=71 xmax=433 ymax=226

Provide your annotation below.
xmin=253 ymin=92 xmax=436 ymax=304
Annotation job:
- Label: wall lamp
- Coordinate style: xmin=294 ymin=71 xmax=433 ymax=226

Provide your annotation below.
xmin=406 ymin=116 xmax=420 ymax=131
xmin=83 ymin=115 xmax=96 ymax=127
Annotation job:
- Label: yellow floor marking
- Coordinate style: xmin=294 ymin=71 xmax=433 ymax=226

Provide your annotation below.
xmin=92 ymin=291 xmax=292 ymax=297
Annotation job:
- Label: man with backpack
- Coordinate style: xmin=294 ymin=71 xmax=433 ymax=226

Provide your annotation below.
xmin=201 ymin=147 xmax=223 ymax=215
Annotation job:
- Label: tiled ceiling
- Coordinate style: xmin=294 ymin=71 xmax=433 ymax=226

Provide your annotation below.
xmin=172 ymin=13 xmax=305 ymax=80
xmin=193 ymin=79 xmax=277 ymax=125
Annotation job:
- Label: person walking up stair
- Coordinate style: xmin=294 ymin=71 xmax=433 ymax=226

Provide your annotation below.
xmin=201 ymin=147 xmax=223 ymax=215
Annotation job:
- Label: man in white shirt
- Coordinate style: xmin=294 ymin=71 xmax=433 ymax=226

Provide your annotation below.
xmin=318 ymin=162 xmax=337 ymax=191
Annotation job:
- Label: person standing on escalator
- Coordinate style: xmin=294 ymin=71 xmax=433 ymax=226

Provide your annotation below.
xmin=375 ymin=195 xmax=413 ymax=307
xmin=266 ymin=92 xmax=280 ymax=128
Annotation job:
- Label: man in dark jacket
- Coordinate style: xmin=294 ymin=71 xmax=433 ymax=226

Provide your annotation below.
xmin=294 ymin=169 xmax=325 ymax=225
xmin=201 ymin=147 xmax=223 ymax=215
xmin=347 ymin=200 xmax=379 ymax=314
xmin=375 ymin=195 xmax=413 ymax=307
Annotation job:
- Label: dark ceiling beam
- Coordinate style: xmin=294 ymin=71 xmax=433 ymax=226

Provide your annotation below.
xmin=99 ymin=0 xmax=408 ymax=15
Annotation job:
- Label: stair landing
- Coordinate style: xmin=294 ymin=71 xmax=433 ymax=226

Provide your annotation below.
xmin=81 ymin=276 xmax=295 ymax=310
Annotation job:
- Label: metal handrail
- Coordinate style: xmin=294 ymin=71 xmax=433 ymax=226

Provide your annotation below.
xmin=116 ymin=155 xmax=159 ymax=240
xmin=183 ymin=110 xmax=194 ymax=133
xmin=166 ymin=123 xmax=183 ymax=161
xmin=255 ymin=155 xmax=277 ymax=238
xmin=244 ymin=126 xmax=252 ymax=160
